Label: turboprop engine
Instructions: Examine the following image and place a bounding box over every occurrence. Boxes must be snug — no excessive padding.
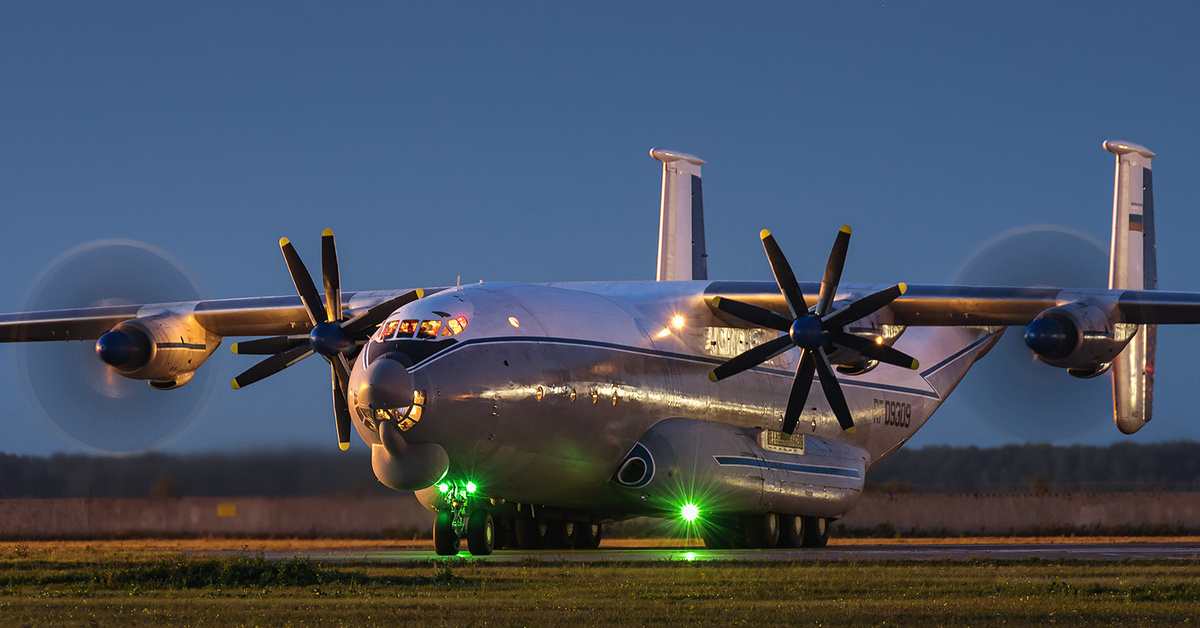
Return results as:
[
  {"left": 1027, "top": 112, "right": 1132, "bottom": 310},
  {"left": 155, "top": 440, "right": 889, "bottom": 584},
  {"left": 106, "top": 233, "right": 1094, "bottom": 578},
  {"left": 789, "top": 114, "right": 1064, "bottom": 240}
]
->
[
  {"left": 95, "top": 314, "right": 221, "bottom": 389},
  {"left": 1022, "top": 302, "right": 1137, "bottom": 378}
]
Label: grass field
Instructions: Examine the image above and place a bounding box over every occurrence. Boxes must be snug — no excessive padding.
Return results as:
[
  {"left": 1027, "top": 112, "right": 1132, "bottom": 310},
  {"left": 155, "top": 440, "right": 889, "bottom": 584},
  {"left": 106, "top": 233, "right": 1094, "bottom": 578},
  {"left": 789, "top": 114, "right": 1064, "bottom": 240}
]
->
[{"left": 2, "top": 541, "right": 1200, "bottom": 626}]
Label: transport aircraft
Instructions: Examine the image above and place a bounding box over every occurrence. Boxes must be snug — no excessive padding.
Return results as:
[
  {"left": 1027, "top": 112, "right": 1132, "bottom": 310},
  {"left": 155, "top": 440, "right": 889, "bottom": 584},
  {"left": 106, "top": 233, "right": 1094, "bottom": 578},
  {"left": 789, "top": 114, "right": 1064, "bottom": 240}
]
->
[{"left": 0, "top": 140, "right": 1186, "bottom": 555}]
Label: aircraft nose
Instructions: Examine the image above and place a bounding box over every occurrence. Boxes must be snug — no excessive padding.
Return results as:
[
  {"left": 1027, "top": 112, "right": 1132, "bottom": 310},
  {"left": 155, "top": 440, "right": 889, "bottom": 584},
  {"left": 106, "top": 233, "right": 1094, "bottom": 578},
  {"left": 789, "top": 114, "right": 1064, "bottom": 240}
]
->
[{"left": 356, "top": 353, "right": 415, "bottom": 410}]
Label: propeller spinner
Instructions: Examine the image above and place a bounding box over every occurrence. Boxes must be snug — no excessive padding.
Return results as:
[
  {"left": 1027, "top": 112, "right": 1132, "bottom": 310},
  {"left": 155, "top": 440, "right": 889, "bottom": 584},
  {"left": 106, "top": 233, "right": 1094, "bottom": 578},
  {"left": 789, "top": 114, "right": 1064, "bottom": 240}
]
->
[
  {"left": 229, "top": 229, "right": 422, "bottom": 450},
  {"left": 708, "top": 227, "right": 919, "bottom": 436}
]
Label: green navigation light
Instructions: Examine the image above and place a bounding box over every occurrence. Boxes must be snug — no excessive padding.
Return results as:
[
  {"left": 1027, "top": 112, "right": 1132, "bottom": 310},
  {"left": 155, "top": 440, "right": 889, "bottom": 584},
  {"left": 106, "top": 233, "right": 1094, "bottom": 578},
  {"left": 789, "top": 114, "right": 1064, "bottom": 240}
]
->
[
  {"left": 465, "top": 481, "right": 478, "bottom": 494},
  {"left": 680, "top": 503, "right": 700, "bottom": 523},
  {"left": 437, "top": 483, "right": 450, "bottom": 493}
]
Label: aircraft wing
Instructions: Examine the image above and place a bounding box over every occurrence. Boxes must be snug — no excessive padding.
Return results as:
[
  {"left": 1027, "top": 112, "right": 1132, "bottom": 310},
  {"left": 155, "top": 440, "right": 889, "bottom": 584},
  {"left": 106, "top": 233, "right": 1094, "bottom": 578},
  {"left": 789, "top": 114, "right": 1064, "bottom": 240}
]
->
[
  {"left": 704, "top": 281, "right": 1200, "bottom": 326},
  {"left": 0, "top": 289, "right": 432, "bottom": 342}
]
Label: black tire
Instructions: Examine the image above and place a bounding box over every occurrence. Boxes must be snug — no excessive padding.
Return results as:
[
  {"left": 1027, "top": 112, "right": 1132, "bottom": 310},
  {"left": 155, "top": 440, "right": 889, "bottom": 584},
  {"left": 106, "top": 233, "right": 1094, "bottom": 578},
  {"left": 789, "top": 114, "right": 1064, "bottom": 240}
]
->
[
  {"left": 544, "top": 520, "right": 570, "bottom": 549},
  {"left": 433, "top": 511, "right": 460, "bottom": 556},
  {"left": 467, "top": 510, "right": 495, "bottom": 556},
  {"left": 492, "top": 517, "right": 512, "bottom": 551},
  {"left": 744, "top": 513, "right": 780, "bottom": 549},
  {"left": 802, "top": 516, "right": 830, "bottom": 548},
  {"left": 568, "top": 522, "right": 602, "bottom": 549},
  {"left": 514, "top": 517, "right": 547, "bottom": 550},
  {"left": 779, "top": 515, "right": 805, "bottom": 548},
  {"left": 700, "top": 517, "right": 739, "bottom": 549}
]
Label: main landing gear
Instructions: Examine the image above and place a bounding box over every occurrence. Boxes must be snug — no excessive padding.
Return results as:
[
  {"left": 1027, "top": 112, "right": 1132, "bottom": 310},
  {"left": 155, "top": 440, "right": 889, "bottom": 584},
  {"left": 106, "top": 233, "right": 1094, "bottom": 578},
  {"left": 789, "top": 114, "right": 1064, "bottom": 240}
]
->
[
  {"left": 700, "top": 513, "right": 832, "bottom": 549},
  {"left": 433, "top": 503, "right": 604, "bottom": 556}
]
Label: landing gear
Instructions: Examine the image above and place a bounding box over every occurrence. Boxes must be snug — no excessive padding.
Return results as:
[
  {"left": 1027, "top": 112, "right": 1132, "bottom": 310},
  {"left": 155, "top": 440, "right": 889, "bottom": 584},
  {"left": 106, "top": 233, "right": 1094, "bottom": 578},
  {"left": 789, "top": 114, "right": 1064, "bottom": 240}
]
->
[
  {"left": 568, "top": 522, "right": 602, "bottom": 549},
  {"left": 744, "top": 513, "right": 780, "bottom": 548},
  {"left": 544, "top": 520, "right": 571, "bottom": 549},
  {"left": 514, "top": 517, "right": 548, "bottom": 549},
  {"left": 433, "top": 510, "right": 460, "bottom": 556},
  {"left": 802, "top": 516, "right": 830, "bottom": 548},
  {"left": 779, "top": 515, "right": 805, "bottom": 548},
  {"left": 466, "top": 510, "right": 494, "bottom": 556}
]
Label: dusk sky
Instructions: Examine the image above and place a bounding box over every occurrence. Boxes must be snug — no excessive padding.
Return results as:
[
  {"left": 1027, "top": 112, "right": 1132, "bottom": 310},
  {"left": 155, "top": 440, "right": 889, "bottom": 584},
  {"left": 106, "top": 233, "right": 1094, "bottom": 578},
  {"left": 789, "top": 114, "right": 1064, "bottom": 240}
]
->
[{"left": 3, "top": 2, "right": 1200, "bottom": 455}]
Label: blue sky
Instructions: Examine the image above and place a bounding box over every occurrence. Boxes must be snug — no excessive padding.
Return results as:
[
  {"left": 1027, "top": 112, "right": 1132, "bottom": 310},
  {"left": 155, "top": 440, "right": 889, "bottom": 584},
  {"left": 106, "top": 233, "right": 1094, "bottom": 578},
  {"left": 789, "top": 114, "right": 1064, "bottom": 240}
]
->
[{"left": 3, "top": 2, "right": 1200, "bottom": 455}]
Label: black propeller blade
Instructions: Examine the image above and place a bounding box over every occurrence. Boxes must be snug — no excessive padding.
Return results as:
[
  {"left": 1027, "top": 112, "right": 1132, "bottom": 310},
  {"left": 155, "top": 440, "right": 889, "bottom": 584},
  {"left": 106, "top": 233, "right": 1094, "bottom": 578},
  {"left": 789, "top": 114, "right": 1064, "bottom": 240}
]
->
[
  {"left": 230, "top": 229, "right": 423, "bottom": 450},
  {"left": 709, "top": 227, "right": 920, "bottom": 437}
]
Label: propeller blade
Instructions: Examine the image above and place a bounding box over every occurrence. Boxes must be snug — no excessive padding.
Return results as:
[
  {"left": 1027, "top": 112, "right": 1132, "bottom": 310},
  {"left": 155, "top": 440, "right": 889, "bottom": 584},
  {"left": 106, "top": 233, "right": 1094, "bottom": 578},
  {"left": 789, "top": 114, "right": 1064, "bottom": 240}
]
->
[
  {"left": 760, "top": 230, "right": 810, "bottom": 318},
  {"left": 331, "top": 352, "right": 352, "bottom": 392},
  {"left": 321, "top": 228, "right": 342, "bottom": 323},
  {"left": 230, "top": 344, "right": 314, "bottom": 389},
  {"left": 230, "top": 335, "right": 308, "bottom": 356},
  {"left": 781, "top": 349, "right": 817, "bottom": 435},
  {"left": 816, "top": 225, "right": 851, "bottom": 316},
  {"left": 833, "top": 333, "right": 920, "bottom": 370},
  {"left": 710, "top": 296, "right": 791, "bottom": 332},
  {"left": 822, "top": 283, "right": 907, "bottom": 330},
  {"left": 708, "top": 335, "right": 794, "bottom": 382},
  {"left": 341, "top": 289, "right": 424, "bottom": 338},
  {"left": 332, "top": 363, "right": 352, "bottom": 451},
  {"left": 280, "top": 237, "right": 327, "bottom": 327},
  {"left": 813, "top": 348, "right": 855, "bottom": 434}
]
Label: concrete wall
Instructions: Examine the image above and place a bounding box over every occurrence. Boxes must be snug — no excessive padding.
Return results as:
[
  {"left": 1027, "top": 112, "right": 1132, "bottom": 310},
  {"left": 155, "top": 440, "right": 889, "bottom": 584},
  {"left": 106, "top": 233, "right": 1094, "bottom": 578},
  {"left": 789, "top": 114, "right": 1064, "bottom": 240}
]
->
[
  {"left": 3, "top": 493, "right": 1199, "bottom": 538},
  {"left": 837, "top": 492, "right": 1200, "bottom": 535},
  {"left": 0, "top": 495, "right": 434, "bottom": 539}
]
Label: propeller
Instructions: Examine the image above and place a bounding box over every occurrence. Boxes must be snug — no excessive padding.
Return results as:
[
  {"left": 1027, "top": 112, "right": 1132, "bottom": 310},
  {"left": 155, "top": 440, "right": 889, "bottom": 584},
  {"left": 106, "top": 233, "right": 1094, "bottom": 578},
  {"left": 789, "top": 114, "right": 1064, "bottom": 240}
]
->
[
  {"left": 708, "top": 227, "right": 919, "bottom": 436},
  {"left": 229, "top": 229, "right": 422, "bottom": 450},
  {"left": 20, "top": 240, "right": 215, "bottom": 454}
]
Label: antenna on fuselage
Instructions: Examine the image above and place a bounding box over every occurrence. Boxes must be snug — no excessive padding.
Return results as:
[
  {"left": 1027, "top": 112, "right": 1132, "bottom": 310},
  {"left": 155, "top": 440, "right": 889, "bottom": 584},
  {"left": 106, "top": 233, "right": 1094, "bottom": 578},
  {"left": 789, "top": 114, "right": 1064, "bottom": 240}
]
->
[{"left": 651, "top": 148, "right": 707, "bottom": 281}]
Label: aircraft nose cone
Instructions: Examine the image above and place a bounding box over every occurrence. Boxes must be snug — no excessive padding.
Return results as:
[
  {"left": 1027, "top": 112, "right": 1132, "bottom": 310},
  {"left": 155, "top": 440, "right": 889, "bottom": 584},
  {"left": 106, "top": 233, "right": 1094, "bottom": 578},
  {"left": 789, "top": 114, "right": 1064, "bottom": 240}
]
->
[{"left": 356, "top": 353, "right": 415, "bottom": 410}]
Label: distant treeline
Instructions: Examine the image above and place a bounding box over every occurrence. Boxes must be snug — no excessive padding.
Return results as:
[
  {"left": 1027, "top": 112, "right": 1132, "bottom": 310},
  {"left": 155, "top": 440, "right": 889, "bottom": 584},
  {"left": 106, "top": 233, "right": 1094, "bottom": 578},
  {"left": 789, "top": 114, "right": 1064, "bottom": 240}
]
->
[
  {"left": 867, "top": 441, "right": 1200, "bottom": 494},
  {"left": 0, "top": 450, "right": 392, "bottom": 499},
  {"left": 3, "top": 441, "right": 1200, "bottom": 498}
]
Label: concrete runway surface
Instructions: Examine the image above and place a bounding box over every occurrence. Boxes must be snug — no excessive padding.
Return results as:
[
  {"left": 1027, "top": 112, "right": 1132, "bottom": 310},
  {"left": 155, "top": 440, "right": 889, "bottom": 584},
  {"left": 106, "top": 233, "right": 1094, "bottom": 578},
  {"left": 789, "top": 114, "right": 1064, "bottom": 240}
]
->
[{"left": 254, "top": 542, "right": 1200, "bottom": 562}]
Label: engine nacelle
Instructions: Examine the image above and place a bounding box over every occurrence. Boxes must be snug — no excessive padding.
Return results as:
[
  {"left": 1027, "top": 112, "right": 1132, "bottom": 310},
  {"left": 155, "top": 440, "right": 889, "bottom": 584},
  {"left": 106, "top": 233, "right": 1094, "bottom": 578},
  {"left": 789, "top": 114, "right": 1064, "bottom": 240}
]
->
[
  {"left": 95, "top": 315, "right": 221, "bottom": 389},
  {"left": 1023, "top": 302, "right": 1137, "bottom": 374}
]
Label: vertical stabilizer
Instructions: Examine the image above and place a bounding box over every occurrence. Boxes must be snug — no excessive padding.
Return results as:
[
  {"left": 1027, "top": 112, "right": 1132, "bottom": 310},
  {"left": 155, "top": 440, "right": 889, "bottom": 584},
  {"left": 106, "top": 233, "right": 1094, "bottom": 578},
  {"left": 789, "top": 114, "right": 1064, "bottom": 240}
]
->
[
  {"left": 1105, "top": 139, "right": 1157, "bottom": 434},
  {"left": 652, "top": 149, "right": 707, "bottom": 281}
]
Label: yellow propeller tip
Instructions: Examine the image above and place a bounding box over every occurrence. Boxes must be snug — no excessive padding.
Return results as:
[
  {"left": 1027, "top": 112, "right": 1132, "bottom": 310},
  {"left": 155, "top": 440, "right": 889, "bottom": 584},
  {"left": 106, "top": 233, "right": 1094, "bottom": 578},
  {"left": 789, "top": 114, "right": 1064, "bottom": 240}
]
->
[
  {"left": 279, "top": 237, "right": 290, "bottom": 247},
  {"left": 230, "top": 344, "right": 239, "bottom": 354},
  {"left": 322, "top": 228, "right": 334, "bottom": 237},
  {"left": 910, "top": 359, "right": 920, "bottom": 370},
  {"left": 759, "top": 229, "right": 772, "bottom": 240},
  {"left": 711, "top": 296, "right": 722, "bottom": 308},
  {"left": 844, "top": 426, "right": 856, "bottom": 435},
  {"left": 708, "top": 371, "right": 719, "bottom": 382},
  {"left": 898, "top": 282, "right": 907, "bottom": 294},
  {"left": 338, "top": 442, "right": 350, "bottom": 451},
  {"left": 230, "top": 380, "right": 241, "bottom": 390},
  {"left": 415, "top": 288, "right": 425, "bottom": 298},
  {"left": 839, "top": 225, "right": 852, "bottom": 234}
]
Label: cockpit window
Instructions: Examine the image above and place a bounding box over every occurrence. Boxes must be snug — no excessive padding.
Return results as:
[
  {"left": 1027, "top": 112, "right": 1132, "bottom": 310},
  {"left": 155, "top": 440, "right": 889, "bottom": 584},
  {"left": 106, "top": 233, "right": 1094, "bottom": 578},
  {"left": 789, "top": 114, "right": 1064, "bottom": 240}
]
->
[
  {"left": 397, "top": 319, "right": 418, "bottom": 338},
  {"left": 379, "top": 320, "right": 400, "bottom": 340},
  {"left": 417, "top": 319, "right": 442, "bottom": 339},
  {"left": 446, "top": 316, "right": 468, "bottom": 335}
]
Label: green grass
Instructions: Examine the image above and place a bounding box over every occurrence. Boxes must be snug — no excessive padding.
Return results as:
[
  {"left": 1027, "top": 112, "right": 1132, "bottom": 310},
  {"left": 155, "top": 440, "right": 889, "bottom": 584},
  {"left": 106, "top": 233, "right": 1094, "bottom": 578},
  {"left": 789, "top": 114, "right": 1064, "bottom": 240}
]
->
[{"left": 2, "top": 547, "right": 1200, "bottom": 626}]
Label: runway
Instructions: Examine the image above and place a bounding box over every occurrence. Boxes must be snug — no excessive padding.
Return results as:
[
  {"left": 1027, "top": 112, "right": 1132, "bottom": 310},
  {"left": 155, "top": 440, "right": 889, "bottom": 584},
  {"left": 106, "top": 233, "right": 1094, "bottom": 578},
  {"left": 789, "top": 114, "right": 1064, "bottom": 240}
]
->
[{"left": 261, "top": 541, "right": 1200, "bottom": 562}]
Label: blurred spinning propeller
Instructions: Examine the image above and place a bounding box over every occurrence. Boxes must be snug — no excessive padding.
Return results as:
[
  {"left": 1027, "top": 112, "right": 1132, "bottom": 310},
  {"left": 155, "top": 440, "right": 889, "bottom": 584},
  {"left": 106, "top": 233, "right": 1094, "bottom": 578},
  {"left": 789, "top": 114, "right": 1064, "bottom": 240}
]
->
[{"left": 20, "top": 240, "right": 214, "bottom": 454}]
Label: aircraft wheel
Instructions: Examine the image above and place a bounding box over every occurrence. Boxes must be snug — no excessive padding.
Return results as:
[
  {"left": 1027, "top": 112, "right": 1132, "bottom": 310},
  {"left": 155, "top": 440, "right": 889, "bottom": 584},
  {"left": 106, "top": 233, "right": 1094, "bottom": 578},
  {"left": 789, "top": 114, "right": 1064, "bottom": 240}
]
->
[
  {"left": 700, "top": 517, "right": 738, "bottom": 549},
  {"left": 433, "top": 511, "right": 460, "bottom": 556},
  {"left": 466, "top": 510, "right": 494, "bottom": 556},
  {"left": 568, "top": 522, "right": 602, "bottom": 549},
  {"left": 802, "top": 516, "right": 830, "bottom": 548},
  {"left": 514, "top": 517, "right": 547, "bottom": 550},
  {"left": 545, "top": 520, "right": 571, "bottom": 549},
  {"left": 779, "top": 515, "right": 805, "bottom": 548},
  {"left": 492, "top": 517, "right": 512, "bottom": 551},
  {"left": 744, "top": 513, "right": 780, "bottom": 549}
]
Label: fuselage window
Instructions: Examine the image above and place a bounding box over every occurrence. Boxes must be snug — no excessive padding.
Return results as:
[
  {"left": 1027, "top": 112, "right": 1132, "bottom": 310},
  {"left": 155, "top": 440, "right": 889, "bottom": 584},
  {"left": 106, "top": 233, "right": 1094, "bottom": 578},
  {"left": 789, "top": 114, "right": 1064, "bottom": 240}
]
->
[{"left": 446, "top": 315, "right": 469, "bottom": 335}]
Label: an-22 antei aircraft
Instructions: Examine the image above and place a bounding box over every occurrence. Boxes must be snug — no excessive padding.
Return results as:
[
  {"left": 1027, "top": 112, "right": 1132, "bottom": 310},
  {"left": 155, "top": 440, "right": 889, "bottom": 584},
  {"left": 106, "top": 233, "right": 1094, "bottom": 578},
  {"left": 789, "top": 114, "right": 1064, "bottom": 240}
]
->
[{"left": 0, "top": 140, "right": 1188, "bottom": 555}]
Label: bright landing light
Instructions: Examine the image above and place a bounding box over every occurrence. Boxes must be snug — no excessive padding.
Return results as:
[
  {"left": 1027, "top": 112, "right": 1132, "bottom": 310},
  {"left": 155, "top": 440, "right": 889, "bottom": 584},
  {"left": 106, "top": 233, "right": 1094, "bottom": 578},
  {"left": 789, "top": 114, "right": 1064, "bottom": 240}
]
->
[
  {"left": 671, "top": 315, "right": 685, "bottom": 330},
  {"left": 680, "top": 503, "right": 701, "bottom": 523}
]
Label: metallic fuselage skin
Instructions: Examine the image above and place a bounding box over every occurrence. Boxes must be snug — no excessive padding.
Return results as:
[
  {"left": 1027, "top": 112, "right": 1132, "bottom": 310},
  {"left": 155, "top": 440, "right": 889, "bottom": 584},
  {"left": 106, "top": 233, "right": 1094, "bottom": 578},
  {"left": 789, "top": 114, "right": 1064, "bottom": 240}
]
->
[{"left": 349, "top": 280, "right": 1000, "bottom": 519}]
